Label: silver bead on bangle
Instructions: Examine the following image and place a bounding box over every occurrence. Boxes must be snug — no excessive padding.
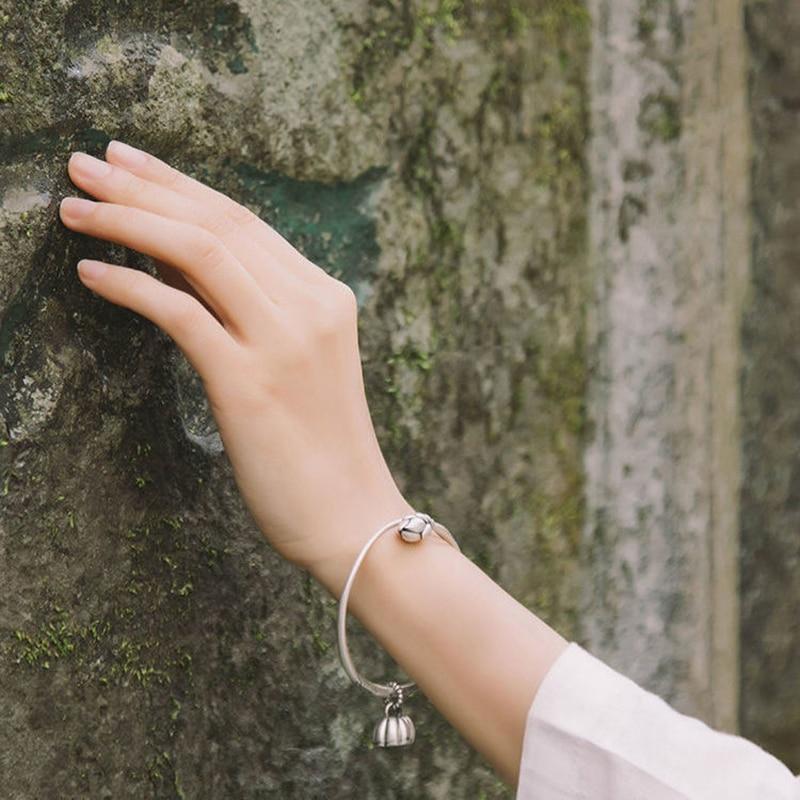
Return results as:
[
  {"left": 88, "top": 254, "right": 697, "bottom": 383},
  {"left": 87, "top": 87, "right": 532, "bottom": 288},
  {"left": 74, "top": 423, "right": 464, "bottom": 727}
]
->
[{"left": 336, "top": 510, "right": 461, "bottom": 748}]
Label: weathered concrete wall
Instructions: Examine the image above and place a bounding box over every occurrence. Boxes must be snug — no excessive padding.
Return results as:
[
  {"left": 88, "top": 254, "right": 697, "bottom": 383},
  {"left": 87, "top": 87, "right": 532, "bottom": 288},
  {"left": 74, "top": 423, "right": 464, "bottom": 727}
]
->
[
  {"left": 1, "top": 0, "right": 798, "bottom": 796},
  {"left": 0, "top": 1, "right": 590, "bottom": 797},
  {"left": 582, "top": 0, "right": 799, "bottom": 772},
  {"left": 740, "top": 0, "right": 800, "bottom": 771},
  {"left": 582, "top": 0, "right": 751, "bottom": 731}
]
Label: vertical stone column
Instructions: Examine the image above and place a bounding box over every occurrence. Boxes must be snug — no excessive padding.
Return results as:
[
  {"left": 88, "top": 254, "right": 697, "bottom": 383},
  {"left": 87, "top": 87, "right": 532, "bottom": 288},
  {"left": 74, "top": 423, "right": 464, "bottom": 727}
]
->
[
  {"left": 582, "top": 0, "right": 751, "bottom": 730},
  {"left": 740, "top": 0, "right": 800, "bottom": 770}
]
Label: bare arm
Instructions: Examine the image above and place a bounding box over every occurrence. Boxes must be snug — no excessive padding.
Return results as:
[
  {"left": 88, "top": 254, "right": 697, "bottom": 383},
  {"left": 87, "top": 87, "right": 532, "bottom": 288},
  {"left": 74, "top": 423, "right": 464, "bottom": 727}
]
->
[
  {"left": 312, "top": 509, "right": 568, "bottom": 787},
  {"left": 59, "top": 141, "right": 567, "bottom": 790}
]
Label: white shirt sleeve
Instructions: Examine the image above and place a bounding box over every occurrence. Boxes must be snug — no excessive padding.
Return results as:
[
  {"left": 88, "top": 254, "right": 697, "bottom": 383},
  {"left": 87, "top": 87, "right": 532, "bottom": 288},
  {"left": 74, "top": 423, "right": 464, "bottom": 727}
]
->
[{"left": 515, "top": 642, "right": 800, "bottom": 800}]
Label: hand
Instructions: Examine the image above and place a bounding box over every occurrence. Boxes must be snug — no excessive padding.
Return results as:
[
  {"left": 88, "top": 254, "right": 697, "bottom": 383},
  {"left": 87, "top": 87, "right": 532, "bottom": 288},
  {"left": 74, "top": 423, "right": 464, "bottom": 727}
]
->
[{"left": 59, "top": 141, "right": 414, "bottom": 592}]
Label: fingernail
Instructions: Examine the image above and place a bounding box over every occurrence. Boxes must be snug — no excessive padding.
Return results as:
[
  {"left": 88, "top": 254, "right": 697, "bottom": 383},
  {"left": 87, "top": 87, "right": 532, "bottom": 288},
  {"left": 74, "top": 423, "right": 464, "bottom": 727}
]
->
[
  {"left": 70, "top": 151, "right": 112, "bottom": 179},
  {"left": 77, "top": 259, "right": 107, "bottom": 281},
  {"left": 60, "top": 197, "right": 95, "bottom": 220},
  {"left": 107, "top": 140, "right": 146, "bottom": 168}
]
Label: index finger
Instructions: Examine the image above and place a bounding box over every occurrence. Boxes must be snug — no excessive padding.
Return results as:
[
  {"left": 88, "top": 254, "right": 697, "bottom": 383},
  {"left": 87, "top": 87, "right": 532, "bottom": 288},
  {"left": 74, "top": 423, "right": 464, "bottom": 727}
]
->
[
  {"left": 104, "top": 140, "right": 326, "bottom": 285},
  {"left": 59, "top": 197, "right": 274, "bottom": 342}
]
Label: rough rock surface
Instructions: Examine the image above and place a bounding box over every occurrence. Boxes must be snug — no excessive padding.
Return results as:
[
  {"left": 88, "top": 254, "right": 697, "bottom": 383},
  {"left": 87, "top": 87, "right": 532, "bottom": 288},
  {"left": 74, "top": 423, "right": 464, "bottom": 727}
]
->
[
  {"left": 582, "top": 0, "right": 751, "bottom": 732},
  {"left": 0, "top": 1, "right": 589, "bottom": 797},
  {"left": 1, "top": 0, "right": 797, "bottom": 796},
  {"left": 583, "top": 0, "right": 798, "bottom": 772},
  {"left": 740, "top": 0, "right": 800, "bottom": 771}
]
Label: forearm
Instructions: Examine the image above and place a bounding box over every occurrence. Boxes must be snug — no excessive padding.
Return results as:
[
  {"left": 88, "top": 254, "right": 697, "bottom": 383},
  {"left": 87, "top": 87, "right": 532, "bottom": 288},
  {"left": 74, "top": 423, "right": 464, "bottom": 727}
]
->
[
  {"left": 310, "top": 500, "right": 569, "bottom": 788},
  {"left": 59, "top": 143, "right": 567, "bottom": 786}
]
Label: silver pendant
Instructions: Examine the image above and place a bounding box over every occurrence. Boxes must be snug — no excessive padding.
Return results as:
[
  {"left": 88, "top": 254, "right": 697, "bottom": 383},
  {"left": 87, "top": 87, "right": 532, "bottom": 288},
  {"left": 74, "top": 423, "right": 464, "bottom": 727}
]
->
[
  {"left": 373, "top": 682, "right": 415, "bottom": 747},
  {"left": 337, "top": 512, "right": 461, "bottom": 749}
]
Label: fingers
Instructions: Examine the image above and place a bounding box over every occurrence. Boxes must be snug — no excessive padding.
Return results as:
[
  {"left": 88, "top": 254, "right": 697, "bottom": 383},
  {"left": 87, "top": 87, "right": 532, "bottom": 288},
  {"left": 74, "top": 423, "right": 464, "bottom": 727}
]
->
[
  {"left": 105, "top": 140, "right": 235, "bottom": 212},
  {"left": 75, "top": 258, "right": 238, "bottom": 382},
  {"left": 59, "top": 197, "right": 273, "bottom": 342},
  {"left": 67, "top": 151, "right": 310, "bottom": 297},
  {"left": 152, "top": 255, "right": 223, "bottom": 324},
  {"left": 102, "top": 141, "right": 327, "bottom": 286}
]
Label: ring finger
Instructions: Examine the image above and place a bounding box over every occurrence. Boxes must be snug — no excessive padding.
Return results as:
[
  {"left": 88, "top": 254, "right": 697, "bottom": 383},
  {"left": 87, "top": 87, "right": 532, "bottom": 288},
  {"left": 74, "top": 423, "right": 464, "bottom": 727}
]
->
[
  {"left": 67, "top": 151, "right": 313, "bottom": 300},
  {"left": 59, "top": 197, "right": 273, "bottom": 342}
]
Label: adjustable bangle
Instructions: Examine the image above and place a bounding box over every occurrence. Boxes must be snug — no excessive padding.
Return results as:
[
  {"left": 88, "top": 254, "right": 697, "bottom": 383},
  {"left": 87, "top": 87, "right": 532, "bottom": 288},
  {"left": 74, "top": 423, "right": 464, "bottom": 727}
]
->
[{"left": 336, "top": 510, "right": 461, "bottom": 748}]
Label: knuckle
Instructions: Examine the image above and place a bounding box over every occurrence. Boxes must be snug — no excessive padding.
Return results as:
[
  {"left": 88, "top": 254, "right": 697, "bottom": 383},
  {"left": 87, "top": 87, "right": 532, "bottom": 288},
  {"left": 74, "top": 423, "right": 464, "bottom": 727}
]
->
[
  {"left": 170, "top": 296, "right": 206, "bottom": 336},
  {"left": 115, "top": 167, "right": 140, "bottom": 199},
  {"left": 268, "top": 324, "right": 313, "bottom": 379},
  {"left": 193, "top": 230, "right": 227, "bottom": 269},
  {"left": 203, "top": 209, "right": 234, "bottom": 238},
  {"left": 206, "top": 200, "right": 260, "bottom": 238},
  {"left": 312, "top": 281, "right": 358, "bottom": 338},
  {"left": 90, "top": 201, "right": 113, "bottom": 226},
  {"left": 161, "top": 164, "right": 184, "bottom": 191},
  {"left": 225, "top": 199, "right": 260, "bottom": 229},
  {"left": 335, "top": 280, "right": 359, "bottom": 312},
  {"left": 119, "top": 268, "right": 144, "bottom": 299}
]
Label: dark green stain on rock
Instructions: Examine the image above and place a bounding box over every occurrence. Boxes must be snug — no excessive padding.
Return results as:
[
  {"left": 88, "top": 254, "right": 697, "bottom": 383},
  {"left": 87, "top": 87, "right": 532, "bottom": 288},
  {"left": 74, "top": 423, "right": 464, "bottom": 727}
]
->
[{"left": 229, "top": 162, "right": 386, "bottom": 300}]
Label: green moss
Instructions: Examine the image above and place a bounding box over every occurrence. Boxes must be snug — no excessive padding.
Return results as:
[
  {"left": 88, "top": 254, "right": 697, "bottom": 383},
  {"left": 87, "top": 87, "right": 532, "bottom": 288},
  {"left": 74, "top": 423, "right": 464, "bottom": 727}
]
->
[
  {"left": 489, "top": 0, "right": 591, "bottom": 57},
  {"left": 11, "top": 504, "right": 219, "bottom": 702},
  {"left": 534, "top": 346, "right": 587, "bottom": 438},
  {"left": 503, "top": 333, "right": 587, "bottom": 637},
  {"left": 532, "top": 1, "right": 591, "bottom": 42},
  {"left": 399, "top": 119, "right": 466, "bottom": 297},
  {"left": 10, "top": 602, "right": 192, "bottom": 688},
  {"left": 345, "top": 0, "right": 467, "bottom": 109},
  {"left": 230, "top": 161, "right": 384, "bottom": 290},
  {"left": 637, "top": 14, "right": 656, "bottom": 40},
  {"left": 618, "top": 193, "right": 647, "bottom": 242},
  {"left": 506, "top": 5, "right": 530, "bottom": 35},
  {"left": 476, "top": 778, "right": 513, "bottom": 800},
  {"left": 524, "top": 487, "right": 583, "bottom": 632},
  {"left": 12, "top": 609, "right": 109, "bottom": 669},
  {"left": 298, "top": 574, "right": 339, "bottom": 660},
  {"left": 380, "top": 339, "right": 439, "bottom": 452},
  {"left": 129, "top": 440, "right": 154, "bottom": 490},
  {"left": 638, "top": 91, "right": 682, "bottom": 142},
  {"left": 350, "top": 87, "right": 365, "bottom": 108},
  {"left": 387, "top": 342, "right": 434, "bottom": 376},
  {"left": 534, "top": 92, "right": 587, "bottom": 185},
  {"left": 342, "top": 5, "right": 413, "bottom": 109},
  {"left": 415, "top": 0, "right": 465, "bottom": 42}
]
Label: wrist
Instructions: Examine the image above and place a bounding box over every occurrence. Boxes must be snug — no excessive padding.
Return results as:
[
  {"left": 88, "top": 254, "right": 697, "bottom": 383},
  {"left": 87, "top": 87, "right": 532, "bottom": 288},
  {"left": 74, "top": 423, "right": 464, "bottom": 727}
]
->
[{"left": 304, "top": 492, "right": 418, "bottom": 600}]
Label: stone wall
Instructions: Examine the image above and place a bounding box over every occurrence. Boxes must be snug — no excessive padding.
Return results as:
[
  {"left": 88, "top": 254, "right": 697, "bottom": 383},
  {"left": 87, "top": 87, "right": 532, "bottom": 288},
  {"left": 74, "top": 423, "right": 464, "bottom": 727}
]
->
[
  {"left": 740, "top": 0, "right": 800, "bottom": 770},
  {"left": 582, "top": 0, "right": 799, "bottom": 771},
  {"left": 582, "top": 0, "right": 751, "bottom": 731},
  {"left": 0, "top": 0, "right": 796, "bottom": 797},
  {"left": 0, "top": 2, "right": 589, "bottom": 797}
]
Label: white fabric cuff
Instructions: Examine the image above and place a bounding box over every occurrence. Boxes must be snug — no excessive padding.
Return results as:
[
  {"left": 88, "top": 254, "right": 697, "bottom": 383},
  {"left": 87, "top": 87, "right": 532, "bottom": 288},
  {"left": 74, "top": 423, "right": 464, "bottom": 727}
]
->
[{"left": 515, "top": 642, "right": 800, "bottom": 800}]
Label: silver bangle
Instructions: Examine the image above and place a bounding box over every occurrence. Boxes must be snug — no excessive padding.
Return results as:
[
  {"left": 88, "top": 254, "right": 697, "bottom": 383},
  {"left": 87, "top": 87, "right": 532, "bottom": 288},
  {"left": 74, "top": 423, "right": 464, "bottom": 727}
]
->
[{"left": 336, "top": 510, "right": 460, "bottom": 748}]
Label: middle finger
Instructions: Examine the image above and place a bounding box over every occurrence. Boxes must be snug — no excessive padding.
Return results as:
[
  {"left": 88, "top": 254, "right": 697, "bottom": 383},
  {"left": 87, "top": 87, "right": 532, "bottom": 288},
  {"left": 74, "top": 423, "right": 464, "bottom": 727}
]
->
[
  {"left": 67, "top": 151, "right": 318, "bottom": 299},
  {"left": 59, "top": 197, "right": 273, "bottom": 342}
]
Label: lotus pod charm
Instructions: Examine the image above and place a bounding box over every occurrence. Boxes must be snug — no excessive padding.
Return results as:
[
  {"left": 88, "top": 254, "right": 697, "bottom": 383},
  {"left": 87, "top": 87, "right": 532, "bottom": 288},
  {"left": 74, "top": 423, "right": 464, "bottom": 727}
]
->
[
  {"left": 398, "top": 512, "right": 433, "bottom": 543},
  {"left": 337, "top": 512, "right": 460, "bottom": 750},
  {"left": 373, "top": 682, "right": 416, "bottom": 747}
]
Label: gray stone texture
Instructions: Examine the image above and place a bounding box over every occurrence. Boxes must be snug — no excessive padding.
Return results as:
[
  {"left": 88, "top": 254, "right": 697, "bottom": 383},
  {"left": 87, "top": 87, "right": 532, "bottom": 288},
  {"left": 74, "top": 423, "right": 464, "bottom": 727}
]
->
[
  {"left": 0, "top": 1, "right": 588, "bottom": 797},
  {"left": 740, "top": 0, "right": 800, "bottom": 771},
  {"left": 0, "top": 0, "right": 797, "bottom": 798},
  {"left": 584, "top": 0, "right": 799, "bottom": 773},
  {"left": 582, "top": 0, "right": 750, "bottom": 733}
]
